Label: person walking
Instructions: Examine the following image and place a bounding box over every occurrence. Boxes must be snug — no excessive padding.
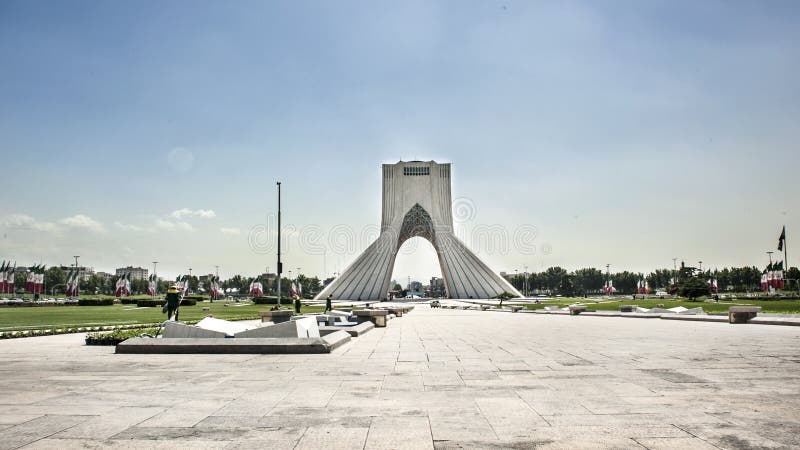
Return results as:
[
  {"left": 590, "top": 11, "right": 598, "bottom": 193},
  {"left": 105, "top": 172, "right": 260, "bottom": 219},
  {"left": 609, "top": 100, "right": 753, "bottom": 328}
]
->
[
  {"left": 294, "top": 295, "right": 301, "bottom": 314},
  {"left": 325, "top": 294, "right": 332, "bottom": 312},
  {"left": 163, "top": 285, "right": 181, "bottom": 321}
]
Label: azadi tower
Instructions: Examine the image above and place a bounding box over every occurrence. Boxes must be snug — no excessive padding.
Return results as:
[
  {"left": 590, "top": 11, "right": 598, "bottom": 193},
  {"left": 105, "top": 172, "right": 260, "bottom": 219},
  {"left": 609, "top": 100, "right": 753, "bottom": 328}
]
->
[{"left": 315, "top": 161, "right": 522, "bottom": 300}]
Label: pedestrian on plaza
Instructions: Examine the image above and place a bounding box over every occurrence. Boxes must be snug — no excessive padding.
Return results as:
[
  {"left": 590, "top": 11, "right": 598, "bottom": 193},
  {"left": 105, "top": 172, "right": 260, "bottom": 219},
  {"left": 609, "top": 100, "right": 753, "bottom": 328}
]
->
[
  {"left": 294, "top": 295, "right": 301, "bottom": 314},
  {"left": 163, "top": 285, "right": 181, "bottom": 321},
  {"left": 325, "top": 294, "right": 332, "bottom": 312}
]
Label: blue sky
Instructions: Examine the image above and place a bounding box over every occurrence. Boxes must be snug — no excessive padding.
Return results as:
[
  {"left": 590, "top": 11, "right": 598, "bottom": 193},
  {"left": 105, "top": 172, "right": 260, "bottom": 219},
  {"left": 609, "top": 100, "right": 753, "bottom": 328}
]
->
[{"left": 1, "top": 0, "right": 798, "bottom": 280}]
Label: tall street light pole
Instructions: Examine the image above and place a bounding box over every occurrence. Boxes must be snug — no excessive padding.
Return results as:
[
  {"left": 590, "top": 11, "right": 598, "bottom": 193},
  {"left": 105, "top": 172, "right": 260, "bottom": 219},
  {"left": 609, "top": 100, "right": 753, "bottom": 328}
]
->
[
  {"left": 152, "top": 261, "right": 158, "bottom": 300},
  {"left": 276, "top": 181, "right": 282, "bottom": 307},
  {"left": 523, "top": 264, "right": 528, "bottom": 297}
]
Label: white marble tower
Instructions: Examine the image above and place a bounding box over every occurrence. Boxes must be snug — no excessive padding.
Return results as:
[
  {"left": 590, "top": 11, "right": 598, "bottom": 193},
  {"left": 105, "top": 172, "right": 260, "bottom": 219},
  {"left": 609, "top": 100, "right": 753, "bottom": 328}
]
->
[{"left": 315, "top": 161, "right": 522, "bottom": 300}]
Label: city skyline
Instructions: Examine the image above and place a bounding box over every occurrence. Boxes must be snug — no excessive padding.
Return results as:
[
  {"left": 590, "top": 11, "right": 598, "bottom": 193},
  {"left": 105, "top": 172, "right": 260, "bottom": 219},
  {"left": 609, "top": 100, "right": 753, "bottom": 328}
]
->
[{"left": 1, "top": 1, "right": 798, "bottom": 280}]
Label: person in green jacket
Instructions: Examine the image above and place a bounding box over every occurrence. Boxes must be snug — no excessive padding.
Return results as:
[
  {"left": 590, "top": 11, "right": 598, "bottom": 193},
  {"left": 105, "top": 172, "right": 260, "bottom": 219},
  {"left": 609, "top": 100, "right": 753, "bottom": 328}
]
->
[
  {"left": 164, "top": 285, "right": 181, "bottom": 321},
  {"left": 294, "top": 295, "right": 301, "bottom": 314}
]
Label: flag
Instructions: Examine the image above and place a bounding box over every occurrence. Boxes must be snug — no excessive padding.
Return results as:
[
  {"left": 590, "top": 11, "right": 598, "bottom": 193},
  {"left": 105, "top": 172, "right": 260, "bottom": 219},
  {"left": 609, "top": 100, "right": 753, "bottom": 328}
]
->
[
  {"left": 778, "top": 226, "right": 786, "bottom": 251},
  {"left": 6, "top": 262, "right": 15, "bottom": 294},
  {"left": 0, "top": 261, "right": 6, "bottom": 294},
  {"left": 26, "top": 269, "right": 35, "bottom": 293},
  {"left": 761, "top": 273, "right": 768, "bottom": 291}
]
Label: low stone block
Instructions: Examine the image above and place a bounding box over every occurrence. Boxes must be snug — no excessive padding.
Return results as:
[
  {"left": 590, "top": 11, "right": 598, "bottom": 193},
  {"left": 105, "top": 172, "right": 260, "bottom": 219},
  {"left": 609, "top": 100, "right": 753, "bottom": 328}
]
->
[
  {"left": 729, "top": 306, "right": 762, "bottom": 324},
  {"left": 258, "top": 310, "right": 293, "bottom": 323},
  {"left": 195, "top": 317, "right": 256, "bottom": 336},
  {"left": 568, "top": 305, "right": 587, "bottom": 315},
  {"left": 163, "top": 321, "right": 227, "bottom": 339},
  {"left": 354, "top": 309, "right": 388, "bottom": 327},
  {"left": 235, "top": 317, "right": 320, "bottom": 338},
  {"left": 619, "top": 305, "right": 635, "bottom": 313},
  {"left": 320, "top": 321, "right": 374, "bottom": 337}
]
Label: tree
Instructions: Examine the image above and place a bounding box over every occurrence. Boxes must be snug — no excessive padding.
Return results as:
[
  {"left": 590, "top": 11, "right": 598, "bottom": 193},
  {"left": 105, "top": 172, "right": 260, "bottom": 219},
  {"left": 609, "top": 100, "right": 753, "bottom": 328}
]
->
[
  {"left": 647, "top": 269, "right": 675, "bottom": 291},
  {"left": 44, "top": 267, "right": 66, "bottom": 294},
  {"left": 392, "top": 283, "right": 402, "bottom": 291},
  {"left": 611, "top": 271, "right": 639, "bottom": 295},
  {"left": 572, "top": 268, "right": 604, "bottom": 295},
  {"left": 679, "top": 276, "right": 710, "bottom": 301},
  {"left": 787, "top": 267, "right": 800, "bottom": 292}
]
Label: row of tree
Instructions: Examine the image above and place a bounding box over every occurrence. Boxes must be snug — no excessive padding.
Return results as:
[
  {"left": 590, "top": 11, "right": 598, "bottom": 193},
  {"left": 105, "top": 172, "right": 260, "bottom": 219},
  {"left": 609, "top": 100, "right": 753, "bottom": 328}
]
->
[{"left": 506, "top": 265, "right": 800, "bottom": 296}]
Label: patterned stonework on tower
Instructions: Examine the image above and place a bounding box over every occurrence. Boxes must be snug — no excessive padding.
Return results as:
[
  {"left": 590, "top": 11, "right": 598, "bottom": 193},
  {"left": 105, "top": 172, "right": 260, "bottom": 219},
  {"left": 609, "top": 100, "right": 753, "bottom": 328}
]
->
[{"left": 315, "top": 161, "right": 522, "bottom": 300}]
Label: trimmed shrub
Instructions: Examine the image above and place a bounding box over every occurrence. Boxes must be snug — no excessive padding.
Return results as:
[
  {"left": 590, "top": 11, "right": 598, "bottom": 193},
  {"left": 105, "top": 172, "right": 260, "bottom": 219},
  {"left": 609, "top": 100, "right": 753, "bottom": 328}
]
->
[
  {"left": 120, "top": 298, "right": 138, "bottom": 304},
  {"left": 78, "top": 298, "right": 114, "bottom": 306},
  {"left": 136, "top": 298, "right": 164, "bottom": 307},
  {"left": 253, "top": 296, "right": 279, "bottom": 305},
  {"left": 85, "top": 327, "right": 158, "bottom": 346},
  {"left": 136, "top": 297, "right": 196, "bottom": 307},
  {"left": 183, "top": 295, "right": 207, "bottom": 302}
]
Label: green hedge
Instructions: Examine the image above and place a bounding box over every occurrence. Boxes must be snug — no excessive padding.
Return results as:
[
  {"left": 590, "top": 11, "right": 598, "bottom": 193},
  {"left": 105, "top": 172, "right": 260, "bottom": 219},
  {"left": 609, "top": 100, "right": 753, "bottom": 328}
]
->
[
  {"left": 78, "top": 298, "right": 115, "bottom": 306},
  {"left": 120, "top": 298, "right": 138, "bottom": 304},
  {"left": 136, "top": 298, "right": 197, "bottom": 307},
  {"left": 253, "top": 296, "right": 280, "bottom": 305},
  {"left": 183, "top": 295, "right": 207, "bottom": 301},
  {"left": 85, "top": 327, "right": 159, "bottom": 346},
  {"left": 136, "top": 298, "right": 164, "bottom": 307}
]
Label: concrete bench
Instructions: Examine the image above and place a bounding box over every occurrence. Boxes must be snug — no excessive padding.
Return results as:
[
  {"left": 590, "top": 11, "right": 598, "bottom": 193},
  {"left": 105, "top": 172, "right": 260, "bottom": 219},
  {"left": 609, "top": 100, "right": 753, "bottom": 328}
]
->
[
  {"left": 511, "top": 306, "right": 523, "bottom": 313},
  {"left": 569, "top": 305, "right": 587, "bottom": 315},
  {"left": 353, "top": 309, "right": 389, "bottom": 327},
  {"left": 619, "top": 305, "right": 635, "bottom": 313},
  {"left": 728, "top": 306, "right": 762, "bottom": 324},
  {"left": 258, "top": 310, "right": 293, "bottom": 323}
]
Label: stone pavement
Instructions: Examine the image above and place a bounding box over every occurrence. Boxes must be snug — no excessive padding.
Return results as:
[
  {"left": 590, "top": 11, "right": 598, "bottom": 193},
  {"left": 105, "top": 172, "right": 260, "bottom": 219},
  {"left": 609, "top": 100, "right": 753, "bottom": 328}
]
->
[{"left": 1, "top": 306, "right": 799, "bottom": 449}]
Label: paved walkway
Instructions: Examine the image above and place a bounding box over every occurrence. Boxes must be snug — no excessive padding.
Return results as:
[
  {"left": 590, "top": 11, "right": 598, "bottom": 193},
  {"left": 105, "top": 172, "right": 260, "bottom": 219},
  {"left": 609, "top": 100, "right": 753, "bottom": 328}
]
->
[{"left": 1, "top": 306, "right": 799, "bottom": 449}]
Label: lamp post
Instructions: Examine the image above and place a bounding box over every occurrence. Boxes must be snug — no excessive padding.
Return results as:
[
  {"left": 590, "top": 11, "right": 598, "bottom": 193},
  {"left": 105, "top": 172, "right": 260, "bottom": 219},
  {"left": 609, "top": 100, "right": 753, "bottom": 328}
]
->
[
  {"left": 523, "top": 265, "right": 528, "bottom": 297},
  {"left": 296, "top": 267, "right": 301, "bottom": 297},
  {"left": 152, "top": 261, "right": 158, "bottom": 300},
  {"left": 73, "top": 256, "right": 80, "bottom": 297},
  {"left": 276, "top": 181, "right": 282, "bottom": 307}
]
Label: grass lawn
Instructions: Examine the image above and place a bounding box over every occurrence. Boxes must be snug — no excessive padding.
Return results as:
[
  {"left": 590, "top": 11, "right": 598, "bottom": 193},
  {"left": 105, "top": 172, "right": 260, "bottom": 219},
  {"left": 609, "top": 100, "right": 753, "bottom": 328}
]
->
[
  {"left": 521, "top": 297, "right": 800, "bottom": 314},
  {"left": 0, "top": 302, "right": 325, "bottom": 332}
]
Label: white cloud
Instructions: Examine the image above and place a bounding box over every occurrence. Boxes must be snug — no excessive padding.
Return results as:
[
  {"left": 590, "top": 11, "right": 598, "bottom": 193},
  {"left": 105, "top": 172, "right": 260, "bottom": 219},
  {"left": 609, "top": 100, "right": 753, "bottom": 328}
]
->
[
  {"left": 60, "top": 214, "right": 106, "bottom": 233},
  {"left": 114, "top": 221, "right": 145, "bottom": 232},
  {"left": 170, "top": 208, "right": 216, "bottom": 219},
  {"left": 155, "top": 219, "right": 194, "bottom": 232},
  {"left": 167, "top": 147, "right": 194, "bottom": 173},
  {"left": 220, "top": 227, "right": 241, "bottom": 235},
  {"left": 2, "top": 214, "right": 59, "bottom": 232}
]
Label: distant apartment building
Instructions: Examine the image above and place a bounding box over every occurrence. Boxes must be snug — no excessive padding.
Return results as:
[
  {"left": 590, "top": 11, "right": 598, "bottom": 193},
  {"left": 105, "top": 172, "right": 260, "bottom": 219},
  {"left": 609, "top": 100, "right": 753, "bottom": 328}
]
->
[
  {"left": 429, "top": 277, "right": 446, "bottom": 298},
  {"left": 115, "top": 266, "right": 148, "bottom": 280},
  {"left": 58, "top": 266, "right": 95, "bottom": 281}
]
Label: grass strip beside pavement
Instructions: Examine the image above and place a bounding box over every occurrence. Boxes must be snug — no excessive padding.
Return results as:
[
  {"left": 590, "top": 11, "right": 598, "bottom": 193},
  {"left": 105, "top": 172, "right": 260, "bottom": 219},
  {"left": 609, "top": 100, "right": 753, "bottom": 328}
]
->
[
  {"left": 522, "top": 298, "right": 800, "bottom": 314},
  {"left": 0, "top": 302, "right": 326, "bottom": 332}
]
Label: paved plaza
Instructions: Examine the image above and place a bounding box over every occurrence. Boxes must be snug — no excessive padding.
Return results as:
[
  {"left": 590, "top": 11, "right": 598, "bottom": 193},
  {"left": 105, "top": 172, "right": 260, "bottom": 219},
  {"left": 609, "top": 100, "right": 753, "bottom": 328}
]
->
[{"left": 1, "top": 306, "right": 799, "bottom": 449}]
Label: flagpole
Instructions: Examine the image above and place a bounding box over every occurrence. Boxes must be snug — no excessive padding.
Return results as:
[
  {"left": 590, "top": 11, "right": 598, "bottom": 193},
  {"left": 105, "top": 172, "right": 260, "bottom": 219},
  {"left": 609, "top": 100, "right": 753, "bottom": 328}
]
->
[
  {"left": 784, "top": 226, "right": 791, "bottom": 293},
  {"left": 276, "top": 181, "right": 282, "bottom": 308}
]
